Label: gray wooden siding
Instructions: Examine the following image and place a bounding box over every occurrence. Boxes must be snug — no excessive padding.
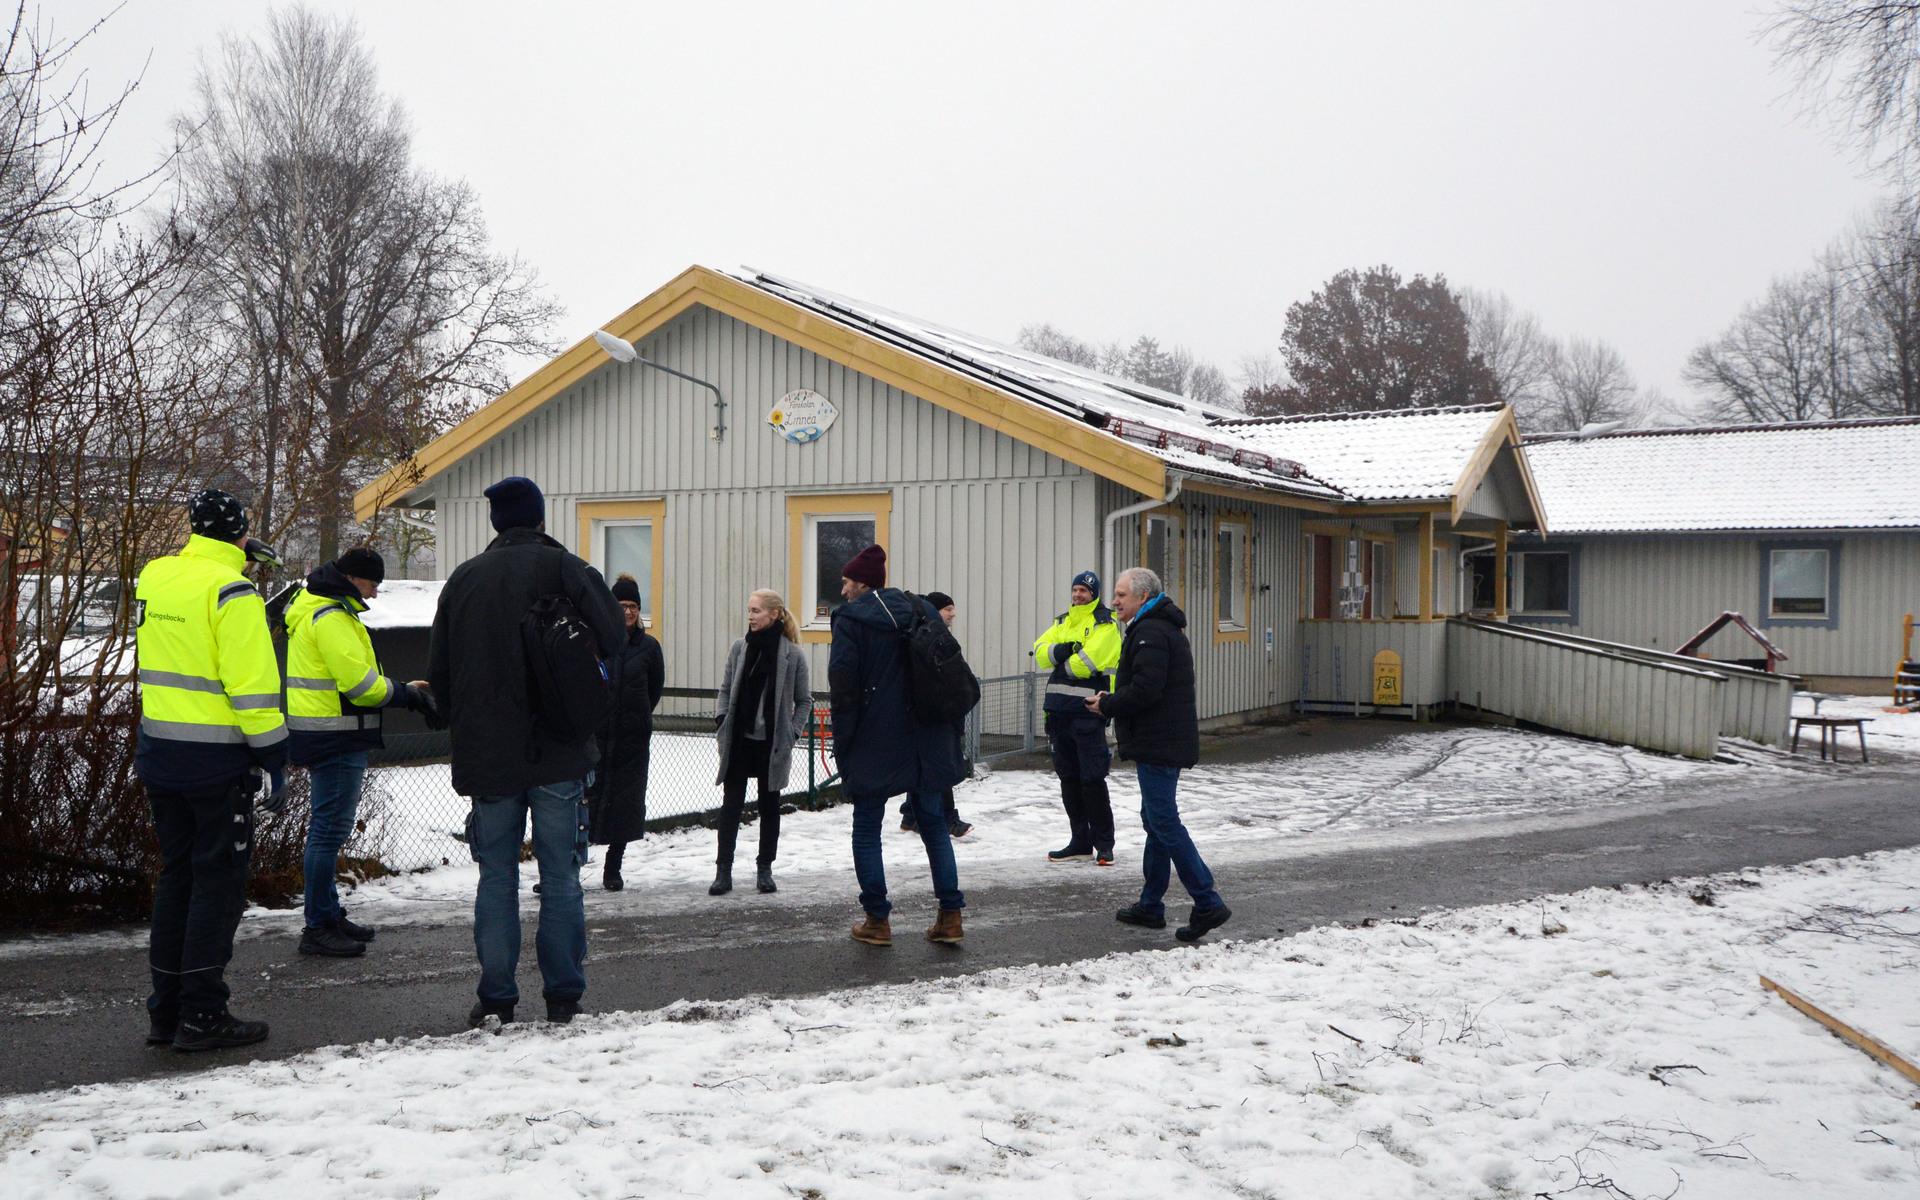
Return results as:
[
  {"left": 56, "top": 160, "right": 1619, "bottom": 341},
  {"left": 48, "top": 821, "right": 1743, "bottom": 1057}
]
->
[
  {"left": 1446, "top": 618, "right": 1724, "bottom": 759},
  {"left": 1511, "top": 532, "right": 1920, "bottom": 680},
  {"left": 433, "top": 304, "right": 1095, "bottom": 690},
  {"left": 1097, "top": 481, "right": 1303, "bottom": 721},
  {"left": 1298, "top": 620, "right": 1448, "bottom": 708}
]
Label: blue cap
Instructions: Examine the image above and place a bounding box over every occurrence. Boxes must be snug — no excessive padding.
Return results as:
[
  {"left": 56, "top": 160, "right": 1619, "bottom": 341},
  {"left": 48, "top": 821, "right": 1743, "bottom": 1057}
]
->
[
  {"left": 484, "top": 476, "right": 544, "bottom": 532},
  {"left": 1071, "top": 570, "right": 1100, "bottom": 596}
]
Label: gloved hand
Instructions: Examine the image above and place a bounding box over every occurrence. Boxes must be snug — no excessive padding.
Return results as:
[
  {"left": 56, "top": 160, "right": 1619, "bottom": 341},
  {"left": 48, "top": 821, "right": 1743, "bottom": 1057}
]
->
[
  {"left": 253, "top": 767, "right": 288, "bottom": 815},
  {"left": 1051, "top": 641, "right": 1082, "bottom": 667},
  {"left": 406, "top": 682, "right": 447, "bottom": 730}
]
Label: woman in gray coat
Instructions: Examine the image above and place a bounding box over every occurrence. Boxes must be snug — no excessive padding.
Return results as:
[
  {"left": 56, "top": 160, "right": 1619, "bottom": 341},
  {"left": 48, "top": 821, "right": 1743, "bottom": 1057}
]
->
[{"left": 711, "top": 589, "right": 811, "bottom": 895}]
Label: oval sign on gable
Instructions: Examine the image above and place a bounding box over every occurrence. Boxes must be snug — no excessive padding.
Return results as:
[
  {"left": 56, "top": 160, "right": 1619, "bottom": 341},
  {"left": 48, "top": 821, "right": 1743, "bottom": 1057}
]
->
[{"left": 768, "top": 389, "right": 838, "bottom": 444}]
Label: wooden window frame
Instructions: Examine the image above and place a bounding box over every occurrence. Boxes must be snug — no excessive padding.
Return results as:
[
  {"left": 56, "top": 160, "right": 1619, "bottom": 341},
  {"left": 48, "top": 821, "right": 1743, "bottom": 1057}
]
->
[
  {"left": 786, "top": 491, "right": 893, "bottom": 645},
  {"left": 1139, "top": 507, "right": 1186, "bottom": 608},
  {"left": 1213, "top": 513, "right": 1252, "bottom": 644},
  {"left": 577, "top": 498, "right": 666, "bottom": 636}
]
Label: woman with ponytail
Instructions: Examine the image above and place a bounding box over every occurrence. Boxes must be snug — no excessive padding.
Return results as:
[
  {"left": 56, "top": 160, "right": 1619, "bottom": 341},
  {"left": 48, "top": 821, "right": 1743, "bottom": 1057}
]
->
[{"left": 710, "top": 589, "right": 809, "bottom": 894}]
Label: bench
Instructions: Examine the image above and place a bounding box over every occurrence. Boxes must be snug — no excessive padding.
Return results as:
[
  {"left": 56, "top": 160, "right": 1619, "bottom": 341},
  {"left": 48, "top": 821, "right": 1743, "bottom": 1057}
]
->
[{"left": 1790, "top": 715, "right": 1872, "bottom": 764}]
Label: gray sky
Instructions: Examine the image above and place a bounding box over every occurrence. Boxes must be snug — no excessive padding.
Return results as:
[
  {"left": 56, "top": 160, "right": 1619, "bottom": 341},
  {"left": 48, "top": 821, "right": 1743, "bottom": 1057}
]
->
[{"left": 67, "top": 0, "right": 1884, "bottom": 410}]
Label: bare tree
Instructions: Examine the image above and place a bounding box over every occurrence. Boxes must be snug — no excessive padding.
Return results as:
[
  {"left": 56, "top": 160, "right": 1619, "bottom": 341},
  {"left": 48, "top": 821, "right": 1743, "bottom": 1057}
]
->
[
  {"left": 1769, "top": 2, "right": 1920, "bottom": 190},
  {"left": 1015, "top": 322, "right": 1099, "bottom": 368},
  {"left": 1538, "top": 337, "right": 1639, "bottom": 431},
  {"left": 1461, "top": 287, "right": 1553, "bottom": 420},
  {"left": 1236, "top": 352, "right": 1284, "bottom": 399},
  {"left": 1683, "top": 267, "right": 1865, "bottom": 422},
  {"left": 1, "top": 2, "right": 234, "bottom": 924},
  {"left": 1187, "top": 361, "right": 1234, "bottom": 407},
  {"left": 1842, "top": 198, "right": 1920, "bottom": 413},
  {"left": 173, "top": 5, "right": 559, "bottom": 564}
]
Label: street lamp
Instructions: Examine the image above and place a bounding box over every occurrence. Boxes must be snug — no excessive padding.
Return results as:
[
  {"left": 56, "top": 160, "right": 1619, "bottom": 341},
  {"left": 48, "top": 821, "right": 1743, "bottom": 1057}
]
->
[{"left": 592, "top": 329, "right": 729, "bottom": 442}]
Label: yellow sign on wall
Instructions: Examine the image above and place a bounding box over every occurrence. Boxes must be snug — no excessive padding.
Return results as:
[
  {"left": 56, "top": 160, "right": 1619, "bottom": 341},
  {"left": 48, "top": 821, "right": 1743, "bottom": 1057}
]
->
[{"left": 1372, "top": 649, "right": 1404, "bottom": 706}]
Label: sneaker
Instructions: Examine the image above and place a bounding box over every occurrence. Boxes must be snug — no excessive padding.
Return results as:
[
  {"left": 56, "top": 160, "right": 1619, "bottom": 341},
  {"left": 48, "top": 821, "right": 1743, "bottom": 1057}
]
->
[
  {"left": 468, "top": 1000, "right": 515, "bottom": 1028},
  {"left": 335, "top": 915, "right": 376, "bottom": 943},
  {"left": 146, "top": 1016, "right": 177, "bottom": 1047},
  {"left": 1047, "top": 846, "right": 1093, "bottom": 862},
  {"left": 299, "top": 924, "right": 367, "bottom": 957},
  {"left": 1175, "top": 904, "right": 1233, "bottom": 943},
  {"left": 948, "top": 821, "right": 974, "bottom": 839},
  {"left": 546, "top": 998, "right": 582, "bottom": 1024},
  {"left": 850, "top": 914, "right": 893, "bottom": 946},
  {"left": 1115, "top": 904, "right": 1167, "bottom": 929},
  {"left": 172, "top": 1011, "right": 269, "bottom": 1053},
  {"left": 1094, "top": 849, "right": 1116, "bottom": 867}
]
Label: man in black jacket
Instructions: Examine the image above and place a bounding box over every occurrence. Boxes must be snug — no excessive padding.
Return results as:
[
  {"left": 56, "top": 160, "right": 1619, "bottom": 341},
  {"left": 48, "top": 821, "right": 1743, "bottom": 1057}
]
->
[
  {"left": 428, "top": 476, "right": 624, "bottom": 1026},
  {"left": 1087, "top": 566, "right": 1231, "bottom": 943}
]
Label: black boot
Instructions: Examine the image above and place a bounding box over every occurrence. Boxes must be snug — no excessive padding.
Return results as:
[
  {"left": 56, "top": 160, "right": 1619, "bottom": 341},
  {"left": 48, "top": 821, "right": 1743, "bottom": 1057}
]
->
[
  {"left": 757, "top": 864, "right": 776, "bottom": 893},
  {"left": 299, "top": 924, "right": 366, "bottom": 957},
  {"left": 335, "top": 914, "right": 376, "bottom": 943},
  {"left": 1048, "top": 778, "right": 1092, "bottom": 861},
  {"left": 172, "top": 1010, "right": 269, "bottom": 1052},
  {"left": 1082, "top": 778, "right": 1116, "bottom": 860},
  {"left": 468, "top": 1000, "right": 514, "bottom": 1028},
  {"left": 709, "top": 864, "right": 733, "bottom": 896},
  {"left": 604, "top": 842, "right": 625, "bottom": 891}
]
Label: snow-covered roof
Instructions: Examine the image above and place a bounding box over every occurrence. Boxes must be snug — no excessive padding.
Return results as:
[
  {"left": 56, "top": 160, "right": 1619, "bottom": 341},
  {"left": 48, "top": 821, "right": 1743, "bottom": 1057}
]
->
[
  {"left": 733, "top": 269, "right": 1346, "bottom": 501},
  {"left": 1212, "top": 405, "right": 1508, "bottom": 503},
  {"left": 1523, "top": 418, "right": 1920, "bottom": 534},
  {"left": 360, "top": 578, "right": 443, "bottom": 629}
]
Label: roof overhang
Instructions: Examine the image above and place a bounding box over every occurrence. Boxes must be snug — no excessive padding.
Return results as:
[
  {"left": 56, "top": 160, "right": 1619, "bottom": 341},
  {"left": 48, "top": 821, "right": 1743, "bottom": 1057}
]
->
[
  {"left": 1451, "top": 407, "right": 1549, "bottom": 534},
  {"left": 355, "top": 266, "right": 1187, "bottom": 522}
]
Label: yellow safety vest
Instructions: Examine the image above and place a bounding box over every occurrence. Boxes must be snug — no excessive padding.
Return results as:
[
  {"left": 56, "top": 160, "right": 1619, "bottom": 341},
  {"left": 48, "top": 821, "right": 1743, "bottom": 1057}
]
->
[
  {"left": 284, "top": 583, "right": 396, "bottom": 763},
  {"left": 133, "top": 533, "right": 288, "bottom": 790},
  {"left": 1031, "top": 599, "right": 1123, "bottom": 710}
]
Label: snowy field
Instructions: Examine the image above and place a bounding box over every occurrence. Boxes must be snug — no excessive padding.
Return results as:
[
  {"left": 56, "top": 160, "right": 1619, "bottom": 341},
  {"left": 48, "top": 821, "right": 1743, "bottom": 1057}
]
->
[
  {"left": 5, "top": 707, "right": 1915, "bottom": 965},
  {"left": 4, "top": 848, "right": 1916, "bottom": 1198}
]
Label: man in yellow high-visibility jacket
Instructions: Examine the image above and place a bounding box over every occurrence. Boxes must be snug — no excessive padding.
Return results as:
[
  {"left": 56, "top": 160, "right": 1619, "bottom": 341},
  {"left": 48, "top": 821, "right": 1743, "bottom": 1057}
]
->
[
  {"left": 284, "top": 547, "right": 434, "bottom": 959},
  {"left": 134, "top": 488, "right": 286, "bottom": 1053},
  {"left": 1030, "top": 569, "right": 1123, "bottom": 865}
]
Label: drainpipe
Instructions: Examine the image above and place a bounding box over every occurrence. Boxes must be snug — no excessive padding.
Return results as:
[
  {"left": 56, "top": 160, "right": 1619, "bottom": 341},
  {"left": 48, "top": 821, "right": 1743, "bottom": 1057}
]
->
[{"left": 1103, "top": 475, "right": 1183, "bottom": 600}]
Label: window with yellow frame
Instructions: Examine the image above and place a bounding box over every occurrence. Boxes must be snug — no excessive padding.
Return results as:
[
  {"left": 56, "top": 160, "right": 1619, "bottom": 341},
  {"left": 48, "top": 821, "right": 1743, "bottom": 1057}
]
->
[
  {"left": 577, "top": 499, "right": 666, "bottom": 634},
  {"left": 1213, "top": 514, "right": 1252, "bottom": 643},
  {"left": 786, "top": 492, "right": 893, "bottom": 644}
]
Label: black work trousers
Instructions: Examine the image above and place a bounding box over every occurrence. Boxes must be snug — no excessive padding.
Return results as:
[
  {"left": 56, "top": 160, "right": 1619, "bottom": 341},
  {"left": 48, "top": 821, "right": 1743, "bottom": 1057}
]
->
[
  {"left": 717, "top": 737, "right": 781, "bottom": 867},
  {"left": 147, "top": 777, "right": 253, "bottom": 1021}
]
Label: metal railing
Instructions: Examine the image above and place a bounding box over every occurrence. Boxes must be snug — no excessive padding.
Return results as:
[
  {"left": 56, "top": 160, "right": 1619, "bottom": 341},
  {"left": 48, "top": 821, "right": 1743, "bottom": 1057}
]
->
[{"left": 965, "top": 672, "right": 1046, "bottom": 765}]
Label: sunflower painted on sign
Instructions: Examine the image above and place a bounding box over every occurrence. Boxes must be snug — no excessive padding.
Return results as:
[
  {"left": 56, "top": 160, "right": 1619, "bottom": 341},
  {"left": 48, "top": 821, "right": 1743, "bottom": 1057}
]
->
[{"left": 767, "top": 388, "right": 838, "bottom": 444}]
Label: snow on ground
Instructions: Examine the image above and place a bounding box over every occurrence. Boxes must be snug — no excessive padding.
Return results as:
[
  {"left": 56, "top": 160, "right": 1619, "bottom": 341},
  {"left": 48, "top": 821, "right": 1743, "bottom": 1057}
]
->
[
  {"left": 4, "top": 849, "right": 1917, "bottom": 1198},
  {"left": 357, "top": 578, "right": 443, "bottom": 630},
  {"left": 1795, "top": 693, "right": 1920, "bottom": 759},
  {"left": 0, "top": 713, "right": 1890, "bottom": 965}
]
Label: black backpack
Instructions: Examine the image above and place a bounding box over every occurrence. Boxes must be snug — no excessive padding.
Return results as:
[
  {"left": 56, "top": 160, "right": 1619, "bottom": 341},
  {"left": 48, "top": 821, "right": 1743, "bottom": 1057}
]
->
[
  {"left": 896, "top": 591, "right": 981, "bottom": 725},
  {"left": 520, "top": 552, "right": 610, "bottom": 745}
]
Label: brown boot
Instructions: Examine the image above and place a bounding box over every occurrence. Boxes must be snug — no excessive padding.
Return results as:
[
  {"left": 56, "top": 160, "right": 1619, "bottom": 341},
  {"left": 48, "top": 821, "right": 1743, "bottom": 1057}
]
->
[
  {"left": 850, "top": 913, "right": 892, "bottom": 945},
  {"left": 926, "top": 908, "right": 964, "bottom": 944}
]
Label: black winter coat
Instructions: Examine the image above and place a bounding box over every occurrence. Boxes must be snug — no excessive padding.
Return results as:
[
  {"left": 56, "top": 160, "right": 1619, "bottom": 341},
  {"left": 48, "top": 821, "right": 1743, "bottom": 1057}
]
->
[
  {"left": 828, "top": 588, "right": 965, "bottom": 798},
  {"left": 427, "top": 528, "right": 625, "bottom": 797},
  {"left": 1104, "top": 596, "right": 1200, "bottom": 768},
  {"left": 589, "top": 625, "right": 664, "bottom": 845}
]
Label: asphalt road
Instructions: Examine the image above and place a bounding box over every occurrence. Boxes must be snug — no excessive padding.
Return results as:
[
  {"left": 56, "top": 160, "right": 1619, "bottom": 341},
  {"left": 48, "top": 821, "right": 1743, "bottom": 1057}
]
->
[{"left": 3, "top": 769, "right": 1918, "bottom": 1097}]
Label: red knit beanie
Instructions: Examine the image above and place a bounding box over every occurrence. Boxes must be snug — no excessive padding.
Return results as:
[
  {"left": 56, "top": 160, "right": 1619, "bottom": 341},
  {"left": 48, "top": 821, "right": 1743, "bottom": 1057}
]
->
[{"left": 841, "top": 544, "right": 886, "bottom": 589}]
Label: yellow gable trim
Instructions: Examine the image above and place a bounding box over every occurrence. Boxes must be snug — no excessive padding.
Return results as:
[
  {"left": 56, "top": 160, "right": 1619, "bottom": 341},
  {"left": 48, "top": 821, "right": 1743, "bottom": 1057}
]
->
[
  {"left": 1449, "top": 407, "right": 1548, "bottom": 533},
  {"left": 354, "top": 266, "right": 1168, "bottom": 521}
]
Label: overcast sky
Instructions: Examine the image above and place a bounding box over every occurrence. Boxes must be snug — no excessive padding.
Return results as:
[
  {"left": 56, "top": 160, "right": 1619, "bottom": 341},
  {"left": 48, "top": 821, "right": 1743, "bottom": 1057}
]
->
[{"left": 65, "top": 0, "right": 1885, "bottom": 412}]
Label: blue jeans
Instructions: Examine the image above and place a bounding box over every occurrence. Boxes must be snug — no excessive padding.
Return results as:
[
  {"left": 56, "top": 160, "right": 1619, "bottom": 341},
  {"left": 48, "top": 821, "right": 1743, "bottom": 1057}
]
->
[
  {"left": 303, "top": 751, "right": 368, "bottom": 929},
  {"left": 469, "top": 779, "right": 588, "bottom": 1006},
  {"left": 852, "top": 791, "right": 964, "bottom": 919},
  {"left": 1134, "top": 763, "right": 1223, "bottom": 919}
]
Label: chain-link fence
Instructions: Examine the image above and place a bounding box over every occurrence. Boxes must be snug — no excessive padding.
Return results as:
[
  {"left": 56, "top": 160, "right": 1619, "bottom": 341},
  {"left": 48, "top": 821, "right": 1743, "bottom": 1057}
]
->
[{"left": 338, "top": 674, "right": 1048, "bottom": 873}]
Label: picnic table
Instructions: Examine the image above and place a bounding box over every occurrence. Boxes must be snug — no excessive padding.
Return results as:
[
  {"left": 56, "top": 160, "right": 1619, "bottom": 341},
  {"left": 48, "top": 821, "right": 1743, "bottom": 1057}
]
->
[{"left": 1790, "top": 714, "right": 1873, "bottom": 763}]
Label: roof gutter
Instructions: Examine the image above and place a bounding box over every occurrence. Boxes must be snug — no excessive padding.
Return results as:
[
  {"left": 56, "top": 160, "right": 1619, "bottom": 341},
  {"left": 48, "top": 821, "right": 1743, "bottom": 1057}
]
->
[{"left": 1104, "top": 475, "right": 1183, "bottom": 598}]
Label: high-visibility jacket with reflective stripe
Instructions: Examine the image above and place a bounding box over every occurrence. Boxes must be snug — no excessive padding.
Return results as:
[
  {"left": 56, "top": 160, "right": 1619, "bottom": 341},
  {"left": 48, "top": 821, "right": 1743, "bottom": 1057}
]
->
[
  {"left": 284, "top": 584, "right": 396, "bottom": 764},
  {"left": 1031, "top": 599, "right": 1123, "bottom": 715},
  {"left": 134, "top": 533, "right": 288, "bottom": 792}
]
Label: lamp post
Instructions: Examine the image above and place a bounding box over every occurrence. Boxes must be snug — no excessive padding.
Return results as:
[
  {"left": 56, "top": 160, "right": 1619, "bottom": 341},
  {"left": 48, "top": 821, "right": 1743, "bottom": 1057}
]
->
[{"left": 592, "top": 329, "right": 729, "bottom": 442}]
